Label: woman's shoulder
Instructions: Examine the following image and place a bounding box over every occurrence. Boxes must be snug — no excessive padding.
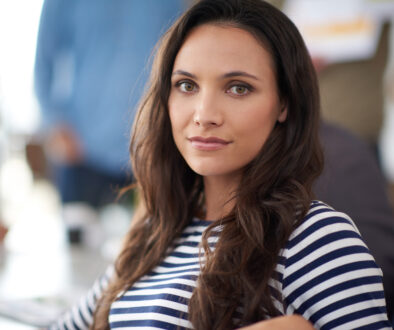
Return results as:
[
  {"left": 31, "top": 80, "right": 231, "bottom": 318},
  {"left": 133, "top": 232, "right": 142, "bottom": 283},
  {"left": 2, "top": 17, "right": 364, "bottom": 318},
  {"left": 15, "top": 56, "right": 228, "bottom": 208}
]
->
[
  {"left": 287, "top": 200, "right": 364, "bottom": 250},
  {"left": 280, "top": 200, "right": 372, "bottom": 267},
  {"left": 275, "top": 201, "right": 390, "bottom": 329},
  {"left": 303, "top": 200, "right": 358, "bottom": 229}
]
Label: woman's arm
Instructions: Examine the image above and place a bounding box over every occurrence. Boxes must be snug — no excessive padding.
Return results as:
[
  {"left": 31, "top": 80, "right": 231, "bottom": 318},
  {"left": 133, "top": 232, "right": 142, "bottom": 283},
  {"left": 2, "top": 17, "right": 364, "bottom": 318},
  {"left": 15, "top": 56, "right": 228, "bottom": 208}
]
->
[
  {"left": 239, "top": 315, "right": 314, "bottom": 330},
  {"left": 49, "top": 265, "right": 113, "bottom": 330}
]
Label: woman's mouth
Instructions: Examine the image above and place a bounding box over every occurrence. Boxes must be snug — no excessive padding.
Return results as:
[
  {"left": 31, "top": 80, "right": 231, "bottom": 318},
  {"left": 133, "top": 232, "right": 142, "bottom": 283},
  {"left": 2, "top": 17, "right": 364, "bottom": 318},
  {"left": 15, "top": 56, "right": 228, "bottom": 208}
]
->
[{"left": 188, "top": 136, "right": 231, "bottom": 151}]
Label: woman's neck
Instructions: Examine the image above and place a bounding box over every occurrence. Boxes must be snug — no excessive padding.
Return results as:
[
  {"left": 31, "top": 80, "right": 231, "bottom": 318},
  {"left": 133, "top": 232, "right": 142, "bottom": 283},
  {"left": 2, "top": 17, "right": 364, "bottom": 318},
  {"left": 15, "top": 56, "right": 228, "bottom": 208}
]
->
[{"left": 203, "top": 174, "right": 240, "bottom": 221}]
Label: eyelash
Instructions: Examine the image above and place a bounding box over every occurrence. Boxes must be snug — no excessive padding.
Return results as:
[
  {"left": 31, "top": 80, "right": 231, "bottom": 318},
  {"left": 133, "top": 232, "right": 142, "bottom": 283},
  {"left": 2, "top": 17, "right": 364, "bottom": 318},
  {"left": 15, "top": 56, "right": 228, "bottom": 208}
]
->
[{"left": 174, "top": 80, "right": 254, "bottom": 96}]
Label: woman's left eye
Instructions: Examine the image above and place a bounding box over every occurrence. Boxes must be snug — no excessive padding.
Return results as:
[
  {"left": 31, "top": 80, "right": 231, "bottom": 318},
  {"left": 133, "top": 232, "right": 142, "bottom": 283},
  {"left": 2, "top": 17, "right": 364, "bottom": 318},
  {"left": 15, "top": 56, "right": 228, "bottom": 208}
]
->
[{"left": 227, "top": 85, "right": 250, "bottom": 96}]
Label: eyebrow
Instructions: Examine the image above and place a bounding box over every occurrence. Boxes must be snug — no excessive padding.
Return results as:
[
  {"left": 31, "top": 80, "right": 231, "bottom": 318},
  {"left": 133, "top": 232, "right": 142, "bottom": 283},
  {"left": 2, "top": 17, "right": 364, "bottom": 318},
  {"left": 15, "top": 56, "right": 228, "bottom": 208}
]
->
[
  {"left": 172, "top": 70, "right": 197, "bottom": 79},
  {"left": 222, "top": 71, "right": 259, "bottom": 81},
  {"left": 171, "top": 70, "right": 259, "bottom": 81}
]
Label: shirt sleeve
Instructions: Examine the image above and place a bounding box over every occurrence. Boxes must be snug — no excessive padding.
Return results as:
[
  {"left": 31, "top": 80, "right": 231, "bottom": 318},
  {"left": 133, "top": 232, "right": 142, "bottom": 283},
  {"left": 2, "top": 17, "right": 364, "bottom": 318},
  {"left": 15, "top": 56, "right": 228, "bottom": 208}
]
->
[
  {"left": 279, "top": 201, "right": 391, "bottom": 329},
  {"left": 34, "top": 0, "right": 72, "bottom": 129},
  {"left": 49, "top": 265, "right": 114, "bottom": 330}
]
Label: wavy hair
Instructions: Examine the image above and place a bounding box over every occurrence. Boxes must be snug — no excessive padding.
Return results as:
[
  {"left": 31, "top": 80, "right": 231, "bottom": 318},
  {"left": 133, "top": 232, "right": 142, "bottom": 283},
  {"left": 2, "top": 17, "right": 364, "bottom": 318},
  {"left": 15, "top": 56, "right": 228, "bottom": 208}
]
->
[{"left": 92, "top": 0, "right": 323, "bottom": 329}]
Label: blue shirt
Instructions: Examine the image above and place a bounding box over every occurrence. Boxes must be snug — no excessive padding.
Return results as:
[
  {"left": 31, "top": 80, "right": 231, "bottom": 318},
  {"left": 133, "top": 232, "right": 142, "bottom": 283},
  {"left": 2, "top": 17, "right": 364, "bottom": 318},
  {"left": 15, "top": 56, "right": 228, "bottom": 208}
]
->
[{"left": 34, "top": 0, "right": 186, "bottom": 175}]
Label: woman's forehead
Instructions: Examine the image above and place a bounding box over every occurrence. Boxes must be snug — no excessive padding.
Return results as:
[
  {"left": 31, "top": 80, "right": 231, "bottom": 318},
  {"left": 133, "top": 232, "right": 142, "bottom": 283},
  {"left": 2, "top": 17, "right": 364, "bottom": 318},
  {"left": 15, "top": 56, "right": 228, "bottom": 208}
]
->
[{"left": 173, "top": 24, "right": 276, "bottom": 77}]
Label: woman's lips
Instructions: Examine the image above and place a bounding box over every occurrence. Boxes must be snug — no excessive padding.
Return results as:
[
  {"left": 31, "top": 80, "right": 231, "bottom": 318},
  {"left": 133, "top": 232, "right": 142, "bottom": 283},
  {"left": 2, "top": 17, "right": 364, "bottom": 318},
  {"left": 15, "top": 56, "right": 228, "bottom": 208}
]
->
[{"left": 188, "top": 136, "right": 231, "bottom": 151}]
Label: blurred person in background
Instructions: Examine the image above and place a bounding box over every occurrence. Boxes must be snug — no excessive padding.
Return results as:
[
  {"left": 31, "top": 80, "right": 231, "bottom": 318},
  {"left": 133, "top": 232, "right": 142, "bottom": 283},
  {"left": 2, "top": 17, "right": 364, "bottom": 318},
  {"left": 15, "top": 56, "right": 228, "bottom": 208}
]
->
[
  {"left": 34, "top": 0, "right": 187, "bottom": 210},
  {"left": 315, "top": 121, "right": 394, "bottom": 322}
]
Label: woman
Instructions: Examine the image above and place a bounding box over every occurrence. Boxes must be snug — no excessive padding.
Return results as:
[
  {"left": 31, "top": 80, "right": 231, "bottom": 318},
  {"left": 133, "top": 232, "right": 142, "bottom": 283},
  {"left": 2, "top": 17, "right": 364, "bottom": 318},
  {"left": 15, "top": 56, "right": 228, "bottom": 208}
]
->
[{"left": 52, "top": 0, "right": 391, "bottom": 329}]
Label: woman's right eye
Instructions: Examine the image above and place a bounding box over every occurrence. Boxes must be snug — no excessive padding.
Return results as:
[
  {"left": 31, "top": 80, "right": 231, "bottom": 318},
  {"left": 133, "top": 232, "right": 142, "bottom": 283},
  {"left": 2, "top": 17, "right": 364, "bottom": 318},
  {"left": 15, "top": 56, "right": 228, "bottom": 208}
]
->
[{"left": 177, "top": 81, "right": 196, "bottom": 93}]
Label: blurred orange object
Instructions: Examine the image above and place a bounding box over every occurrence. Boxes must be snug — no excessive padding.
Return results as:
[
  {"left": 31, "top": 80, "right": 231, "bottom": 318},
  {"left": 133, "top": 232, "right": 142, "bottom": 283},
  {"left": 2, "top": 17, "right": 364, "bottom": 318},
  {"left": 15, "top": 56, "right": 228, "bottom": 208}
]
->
[
  {"left": 0, "top": 223, "right": 8, "bottom": 243},
  {"left": 45, "top": 125, "right": 84, "bottom": 166}
]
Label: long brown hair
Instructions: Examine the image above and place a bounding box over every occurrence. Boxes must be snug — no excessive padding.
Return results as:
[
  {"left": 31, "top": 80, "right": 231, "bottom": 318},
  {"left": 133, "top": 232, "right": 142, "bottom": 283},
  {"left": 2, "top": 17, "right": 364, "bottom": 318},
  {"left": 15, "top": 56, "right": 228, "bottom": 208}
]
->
[{"left": 92, "top": 0, "right": 323, "bottom": 329}]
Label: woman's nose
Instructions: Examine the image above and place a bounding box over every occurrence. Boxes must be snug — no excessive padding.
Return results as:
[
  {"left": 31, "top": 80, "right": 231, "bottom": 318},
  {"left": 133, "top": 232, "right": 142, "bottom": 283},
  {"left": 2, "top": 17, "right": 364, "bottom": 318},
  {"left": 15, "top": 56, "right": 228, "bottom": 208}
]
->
[{"left": 193, "top": 90, "right": 224, "bottom": 127}]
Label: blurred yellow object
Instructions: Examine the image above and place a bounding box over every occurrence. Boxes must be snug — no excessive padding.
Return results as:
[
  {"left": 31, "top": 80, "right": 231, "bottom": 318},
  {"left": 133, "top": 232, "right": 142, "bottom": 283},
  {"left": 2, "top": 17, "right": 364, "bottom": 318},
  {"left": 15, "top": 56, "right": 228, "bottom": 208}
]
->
[{"left": 303, "top": 18, "right": 374, "bottom": 37}]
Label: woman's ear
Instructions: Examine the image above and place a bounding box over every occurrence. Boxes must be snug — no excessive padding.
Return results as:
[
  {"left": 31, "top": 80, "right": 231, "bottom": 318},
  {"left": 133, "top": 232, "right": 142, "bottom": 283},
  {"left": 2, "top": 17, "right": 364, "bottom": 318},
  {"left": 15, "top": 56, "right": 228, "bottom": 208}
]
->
[{"left": 278, "top": 106, "right": 287, "bottom": 123}]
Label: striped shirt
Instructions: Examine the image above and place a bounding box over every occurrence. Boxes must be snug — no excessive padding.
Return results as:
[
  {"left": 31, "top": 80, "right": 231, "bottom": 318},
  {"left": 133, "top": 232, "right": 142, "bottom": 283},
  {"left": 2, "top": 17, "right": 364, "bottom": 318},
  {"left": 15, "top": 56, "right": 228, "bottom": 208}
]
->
[{"left": 51, "top": 201, "right": 392, "bottom": 329}]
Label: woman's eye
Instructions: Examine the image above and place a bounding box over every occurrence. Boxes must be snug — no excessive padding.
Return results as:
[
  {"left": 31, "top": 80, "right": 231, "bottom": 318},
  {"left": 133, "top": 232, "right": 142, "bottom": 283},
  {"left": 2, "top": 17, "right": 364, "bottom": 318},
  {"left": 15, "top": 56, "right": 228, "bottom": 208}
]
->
[
  {"left": 178, "top": 81, "right": 196, "bottom": 93},
  {"left": 228, "top": 85, "right": 250, "bottom": 96}
]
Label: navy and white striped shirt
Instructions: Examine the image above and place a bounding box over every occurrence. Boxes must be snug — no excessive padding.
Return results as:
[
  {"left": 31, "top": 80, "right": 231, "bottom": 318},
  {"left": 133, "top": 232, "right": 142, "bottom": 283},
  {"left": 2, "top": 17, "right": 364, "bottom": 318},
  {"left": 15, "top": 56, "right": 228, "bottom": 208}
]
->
[{"left": 51, "top": 201, "right": 391, "bottom": 329}]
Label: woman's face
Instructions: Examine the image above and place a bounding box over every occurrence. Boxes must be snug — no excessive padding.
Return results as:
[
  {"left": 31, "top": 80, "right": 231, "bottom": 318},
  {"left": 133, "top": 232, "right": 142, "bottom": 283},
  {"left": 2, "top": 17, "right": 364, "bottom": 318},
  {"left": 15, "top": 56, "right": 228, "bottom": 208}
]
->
[{"left": 168, "top": 24, "right": 287, "bottom": 180}]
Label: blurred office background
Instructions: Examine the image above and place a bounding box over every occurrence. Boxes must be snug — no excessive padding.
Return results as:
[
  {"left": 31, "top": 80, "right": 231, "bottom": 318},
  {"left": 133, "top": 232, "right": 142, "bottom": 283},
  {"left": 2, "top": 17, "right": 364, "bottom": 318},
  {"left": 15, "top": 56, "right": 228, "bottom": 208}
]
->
[
  {"left": 0, "top": 0, "right": 185, "bottom": 328},
  {"left": 0, "top": 1, "right": 113, "bottom": 328},
  {"left": 0, "top": 0, "right": 393, "bottom": 328}
]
